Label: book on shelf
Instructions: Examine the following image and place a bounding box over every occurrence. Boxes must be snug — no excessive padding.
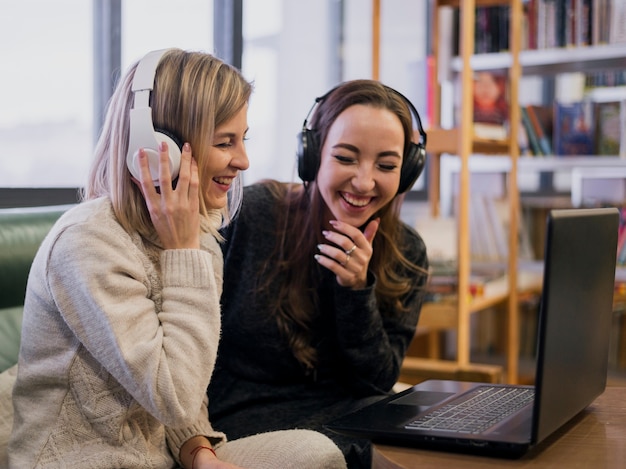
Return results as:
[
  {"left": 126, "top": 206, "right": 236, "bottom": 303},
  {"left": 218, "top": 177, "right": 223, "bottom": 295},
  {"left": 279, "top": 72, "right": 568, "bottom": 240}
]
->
[
  {"left": 586, "top": 85, "right": 626, "bottom": 157},
  {"left": 467, "top": 195, "right": 535, "bottom": 264},
  {"left": 471, "top": 71, "right": 509, "bottom": 141},
  {"left": 520, "top": 105, "right": 554, "bottom": 156},
  {"left": 520, "top": 106, "right": 542, "bottom": 156},
  {"left": 526, "top": 105, "right": 553, "bottom": 155},
  {"left": 475, "top": 4, "right": 509, "bottom": 53},
  {"left": 594, "top": 101, "right": 625, "bottom": 156},
  {"left": 517, "top": 119, "right": 531, "bottom": 156},
  {"left": 425, "top": 259, "right": 506, "bottom": 303},
  {"left": 609, "top": 0, "right": 626, "bottom": 44},
  {"left": 531, "top": 0, "right": 624, "bottom": 50},
  {"left": 451, "top": 5, "right": 509, "bottom": 54},
  {"left": 575, "top": 0, "right": 594, "bottom": 46},
  {"left": 466, "top": 0, "right": 625, "bottom": 51},
  {"left": 470, "top": 195, "right": 497, "bottom": 262},
  {"left": 553, "top": 101, "right": 595, "bottom": 156}
]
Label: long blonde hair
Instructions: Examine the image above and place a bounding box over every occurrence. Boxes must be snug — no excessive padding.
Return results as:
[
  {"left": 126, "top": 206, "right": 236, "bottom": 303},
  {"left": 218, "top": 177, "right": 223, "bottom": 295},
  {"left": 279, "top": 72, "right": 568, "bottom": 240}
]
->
[{"left": 84, "top": 49, "right": 253, "bottom": 239}]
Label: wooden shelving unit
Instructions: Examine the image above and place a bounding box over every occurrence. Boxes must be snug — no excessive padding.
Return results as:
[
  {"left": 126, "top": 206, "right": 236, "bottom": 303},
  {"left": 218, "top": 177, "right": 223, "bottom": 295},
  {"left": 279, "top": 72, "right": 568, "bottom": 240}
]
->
[
  {"left": 414, "top": 0, "right": 524, "bottom": 384},
  {"left": 412, "top": 0, "right": 626, "bottom": 385}
]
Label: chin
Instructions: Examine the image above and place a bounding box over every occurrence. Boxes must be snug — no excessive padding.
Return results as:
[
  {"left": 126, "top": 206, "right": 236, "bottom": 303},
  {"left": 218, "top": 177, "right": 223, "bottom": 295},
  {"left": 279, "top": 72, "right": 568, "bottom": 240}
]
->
[
  {"left": 208, "top": 202, "right": 227, "bottom": 211},
  {"left": 335, "top": 212, "right": 371, "bottom": 227},
  {"left": 205, "top": 193, "right": 228, "bottom": 210}
]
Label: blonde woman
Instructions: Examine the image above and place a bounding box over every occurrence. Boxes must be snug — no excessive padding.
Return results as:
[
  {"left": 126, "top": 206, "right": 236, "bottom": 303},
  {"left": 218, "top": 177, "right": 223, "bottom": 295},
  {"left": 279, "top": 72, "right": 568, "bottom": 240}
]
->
[{"left": 8, "top": 49, "right": 345, "bottom": 469}]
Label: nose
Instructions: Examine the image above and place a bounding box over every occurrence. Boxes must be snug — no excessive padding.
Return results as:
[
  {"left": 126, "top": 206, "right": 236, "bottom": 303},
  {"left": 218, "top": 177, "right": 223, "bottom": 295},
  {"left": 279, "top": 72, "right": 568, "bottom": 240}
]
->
[
  {"left": 232, "top": 145, "right": 250, "bottom": 171},
  {"left": 351, "top": 163, "right": 375, "bottom": 192}
]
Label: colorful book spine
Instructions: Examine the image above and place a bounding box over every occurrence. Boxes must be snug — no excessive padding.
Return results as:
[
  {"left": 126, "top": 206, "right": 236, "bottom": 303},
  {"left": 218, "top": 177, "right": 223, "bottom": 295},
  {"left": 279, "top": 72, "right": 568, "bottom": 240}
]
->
[
  {"left": 521, "top": 106, "right": 543, "bottom": 156},
  {"left": 526, "top": 105, "right": 553, "bottom": 155},
  {"left": 553, "top": 101, "right": 595, "bottom": 156}
]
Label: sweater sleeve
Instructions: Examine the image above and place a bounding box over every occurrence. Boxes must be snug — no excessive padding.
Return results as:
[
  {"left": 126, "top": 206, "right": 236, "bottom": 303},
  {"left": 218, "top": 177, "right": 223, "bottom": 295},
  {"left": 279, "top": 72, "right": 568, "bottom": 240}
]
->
[
  {"left": 332, "top": 224, "right": 429, "bottom": 394},
  {"left": 165, "top": 394, "right": 226, "bottom": 466},
  {"left": 46, "top": 218, "right": 222, "bottom": 428}
]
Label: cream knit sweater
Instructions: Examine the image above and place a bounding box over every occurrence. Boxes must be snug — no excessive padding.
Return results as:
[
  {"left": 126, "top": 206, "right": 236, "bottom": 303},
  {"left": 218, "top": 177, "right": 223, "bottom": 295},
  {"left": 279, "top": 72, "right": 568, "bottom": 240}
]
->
[{"left": 9, "top": 198, "right": 225, "bottom": 468}]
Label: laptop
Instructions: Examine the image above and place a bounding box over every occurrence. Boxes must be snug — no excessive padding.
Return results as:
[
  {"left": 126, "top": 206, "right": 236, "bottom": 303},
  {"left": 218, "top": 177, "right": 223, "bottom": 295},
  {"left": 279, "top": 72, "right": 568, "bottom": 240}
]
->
[{"left": 326, "top": 207, "right": 619, "bottom": 458}]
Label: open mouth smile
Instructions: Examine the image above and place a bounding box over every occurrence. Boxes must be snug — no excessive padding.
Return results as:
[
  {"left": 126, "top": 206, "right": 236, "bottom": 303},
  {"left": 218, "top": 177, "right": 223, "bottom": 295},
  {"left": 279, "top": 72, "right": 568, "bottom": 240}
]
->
[
  {"left": 213, "top": 176, "right": 234, "bottom": 186},
  {"left": 340, "top": 191, "right": 373, "bottom": 207}
]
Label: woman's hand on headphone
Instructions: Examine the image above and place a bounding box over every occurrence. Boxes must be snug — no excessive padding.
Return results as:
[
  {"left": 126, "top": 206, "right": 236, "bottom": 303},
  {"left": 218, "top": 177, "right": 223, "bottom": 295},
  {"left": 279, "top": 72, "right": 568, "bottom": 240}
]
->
[
  {"left": 135, "top": 141, "right": 201, "bottom": 250},
  {"left": 315, "top": 218, "right": 379, "bottom": 289}
]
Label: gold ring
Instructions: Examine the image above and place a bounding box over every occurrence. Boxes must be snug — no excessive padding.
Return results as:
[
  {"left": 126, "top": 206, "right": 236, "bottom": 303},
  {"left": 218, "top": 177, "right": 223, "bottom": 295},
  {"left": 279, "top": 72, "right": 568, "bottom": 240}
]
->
[
  {"left": 345, "top": 245, "right": 356, "bottom": 255},
  {"left": 344, "top": 253, "right": 351, "bottom": 265}
]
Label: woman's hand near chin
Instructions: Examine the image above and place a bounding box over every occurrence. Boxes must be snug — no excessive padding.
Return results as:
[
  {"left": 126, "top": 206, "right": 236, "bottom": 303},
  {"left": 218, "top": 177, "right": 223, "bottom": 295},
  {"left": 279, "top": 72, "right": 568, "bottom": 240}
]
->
[{"left": 315, "top": 218, "right": 380, "bottom": 289}]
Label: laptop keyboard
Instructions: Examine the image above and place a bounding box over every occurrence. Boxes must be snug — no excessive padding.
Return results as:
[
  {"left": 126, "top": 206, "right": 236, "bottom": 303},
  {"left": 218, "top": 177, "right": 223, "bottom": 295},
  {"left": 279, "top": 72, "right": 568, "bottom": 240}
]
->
[{"left": 405, "top": 386, "right": 535, "bottom": 434}]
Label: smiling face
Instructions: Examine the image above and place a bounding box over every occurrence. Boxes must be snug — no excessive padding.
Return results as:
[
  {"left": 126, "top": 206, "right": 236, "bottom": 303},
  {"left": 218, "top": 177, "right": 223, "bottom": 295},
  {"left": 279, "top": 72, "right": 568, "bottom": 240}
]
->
[
  {"left": 316, "top": 104, "right": 403, "bottom": 227},
  {"left": 202, "top": 103, "right": 249, "bottom": 209}
]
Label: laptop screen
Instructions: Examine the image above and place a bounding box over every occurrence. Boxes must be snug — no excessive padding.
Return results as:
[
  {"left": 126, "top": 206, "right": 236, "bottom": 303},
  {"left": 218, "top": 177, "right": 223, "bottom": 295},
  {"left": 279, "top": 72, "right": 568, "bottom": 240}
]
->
[{"left": 532, "top": 207, "right": 618, "bottom": 443}]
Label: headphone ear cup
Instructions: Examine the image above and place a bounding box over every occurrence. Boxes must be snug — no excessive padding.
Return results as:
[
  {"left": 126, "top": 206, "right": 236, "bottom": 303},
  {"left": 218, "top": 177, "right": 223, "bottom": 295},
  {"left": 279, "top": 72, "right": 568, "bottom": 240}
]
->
[
  {"left": 126, "top": 49, "right": 184, "bottom": 186},
  {"left": 398, "top": 142, "right": 426, "bottom": 194},
  {"left": 127, "top": 130, "right": 182, "bottom": 183},
  {"left": 154, "top": 129, "right": 182, "bottom": 179},
  {"left": 297, "top": 129, "right": 320, "bottom": 182}
]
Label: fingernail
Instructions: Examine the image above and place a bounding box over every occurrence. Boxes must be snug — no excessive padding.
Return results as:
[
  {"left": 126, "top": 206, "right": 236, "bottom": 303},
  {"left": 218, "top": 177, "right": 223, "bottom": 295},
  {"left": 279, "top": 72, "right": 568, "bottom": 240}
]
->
[
  {"left": 317, "top": 244, "right": 323, "bottom": 252},
  {"left": 160, "top": 141, "right": 167, "bottom": 151},
  {"left": 329, "top": 220, "right": 338, "bottom": 226},
  {"left": 322, "top": 230, "right": 330, "bottom": 237},
  {"left": 183, "top": 142, "right": 190, "bottom": 152}
]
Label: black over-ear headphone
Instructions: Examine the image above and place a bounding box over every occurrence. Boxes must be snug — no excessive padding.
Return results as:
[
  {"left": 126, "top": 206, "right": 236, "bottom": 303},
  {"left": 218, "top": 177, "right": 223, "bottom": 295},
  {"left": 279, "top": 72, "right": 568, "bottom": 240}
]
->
[
  {"left": 296, "top": 84, "right": 427, "bottom": 194},
  {"left": 126, "top": 49, "right": 183, "bottom": 184}
]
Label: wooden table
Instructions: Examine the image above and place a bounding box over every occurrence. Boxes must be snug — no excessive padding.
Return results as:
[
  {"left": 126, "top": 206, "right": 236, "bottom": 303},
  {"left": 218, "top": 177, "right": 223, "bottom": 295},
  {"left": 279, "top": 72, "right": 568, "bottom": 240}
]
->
[{"left": 372, "top": 386, "right": 626, "bottom": 468}]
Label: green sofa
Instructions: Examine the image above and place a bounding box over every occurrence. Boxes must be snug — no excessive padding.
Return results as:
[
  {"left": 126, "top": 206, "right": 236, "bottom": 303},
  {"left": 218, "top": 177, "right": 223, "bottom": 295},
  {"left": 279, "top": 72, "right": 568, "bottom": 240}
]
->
[
  {"left": 0, "top": 205, "right": 69, "bottom": 462},
  {"left": 0, "top": 206, "right": 69, "bottom": 373}
]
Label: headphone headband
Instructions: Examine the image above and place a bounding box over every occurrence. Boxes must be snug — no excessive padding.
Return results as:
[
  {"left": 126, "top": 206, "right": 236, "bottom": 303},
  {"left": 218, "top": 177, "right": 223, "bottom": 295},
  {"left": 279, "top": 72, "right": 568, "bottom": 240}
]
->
[
  {"left": 301, "top": 85, "right": 427, "bottom": 148},
  {"left": 132, "top": 49, "right": 169, "bottom": 93},
  {"left": 126, "top": 49, "right": 182, "bottom": 185}
]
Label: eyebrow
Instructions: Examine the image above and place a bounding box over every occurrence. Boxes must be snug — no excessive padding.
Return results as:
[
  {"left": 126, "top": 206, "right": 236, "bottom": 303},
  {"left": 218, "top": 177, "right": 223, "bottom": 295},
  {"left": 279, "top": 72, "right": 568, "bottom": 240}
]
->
[
  {"left": 332, "top": 143, "right": 402, "bottom": 158},
  {"left": 214, "top": 127, "right": 249, "bottom": 139},
  {"left": 332, "top": 143, "right": 359, "bottom": 153},
  {"left": 378, "top": 151, "right": 402, "bottom": 158}
]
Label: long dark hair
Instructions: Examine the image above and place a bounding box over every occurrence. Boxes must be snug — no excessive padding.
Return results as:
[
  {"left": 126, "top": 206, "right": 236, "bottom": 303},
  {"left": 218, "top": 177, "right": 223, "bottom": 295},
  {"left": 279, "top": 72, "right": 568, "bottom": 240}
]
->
[{"left": 260, "top": 80, "right": 426, "bottom": 370}]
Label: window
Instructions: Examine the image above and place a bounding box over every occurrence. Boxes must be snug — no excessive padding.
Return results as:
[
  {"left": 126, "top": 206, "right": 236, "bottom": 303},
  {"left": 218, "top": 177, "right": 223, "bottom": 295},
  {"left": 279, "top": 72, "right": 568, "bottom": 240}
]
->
[
  {"left": 0, "top": 0, "right": 93, "bottom": 188},
  {"left": 0, "top": 0, "right": 213, "bottom": 191},
  {"left": 121, "top": 0, "right": 213, "bottom": 70},
  {"left": 1, "top": 0, "right": 427, "bottom": 201}
]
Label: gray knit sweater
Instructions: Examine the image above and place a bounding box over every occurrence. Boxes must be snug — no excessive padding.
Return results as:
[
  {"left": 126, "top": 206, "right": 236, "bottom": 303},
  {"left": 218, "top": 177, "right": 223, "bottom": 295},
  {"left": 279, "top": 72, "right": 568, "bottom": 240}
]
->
[{"left": 9, "top": 198, "right": 225, "bottom": 468}]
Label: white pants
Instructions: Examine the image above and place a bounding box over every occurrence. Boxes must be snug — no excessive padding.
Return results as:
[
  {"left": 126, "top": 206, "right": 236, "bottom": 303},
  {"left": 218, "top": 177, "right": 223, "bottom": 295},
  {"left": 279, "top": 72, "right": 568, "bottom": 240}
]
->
[{"left": 216, "top": 429, "right": 347, "bottom": 469}]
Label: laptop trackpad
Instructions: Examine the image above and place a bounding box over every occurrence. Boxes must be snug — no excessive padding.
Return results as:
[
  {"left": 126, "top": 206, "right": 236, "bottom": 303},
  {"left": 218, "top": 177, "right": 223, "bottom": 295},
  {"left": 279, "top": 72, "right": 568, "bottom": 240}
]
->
[{"left": 391, "top": 391, "right": 455, "bottom": 407}]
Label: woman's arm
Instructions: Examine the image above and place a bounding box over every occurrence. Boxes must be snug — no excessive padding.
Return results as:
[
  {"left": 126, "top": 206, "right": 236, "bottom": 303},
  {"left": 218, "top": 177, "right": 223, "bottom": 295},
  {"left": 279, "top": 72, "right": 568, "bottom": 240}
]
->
[
  {"left": 180, "top": 436, "right": 218, "bottom": 468},
  {"left": 47, "top": 218, "right": 221, "bottom": 427},
  {"left": 332, "top": 225, "right": 428, "bottom": 393}
]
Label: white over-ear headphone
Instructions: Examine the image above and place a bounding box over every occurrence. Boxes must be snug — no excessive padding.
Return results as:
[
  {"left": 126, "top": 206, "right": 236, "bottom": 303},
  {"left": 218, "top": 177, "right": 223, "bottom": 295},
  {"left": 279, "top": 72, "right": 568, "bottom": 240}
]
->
[{"left": 126, "top": 49, "right": 182, "bottom": 184}]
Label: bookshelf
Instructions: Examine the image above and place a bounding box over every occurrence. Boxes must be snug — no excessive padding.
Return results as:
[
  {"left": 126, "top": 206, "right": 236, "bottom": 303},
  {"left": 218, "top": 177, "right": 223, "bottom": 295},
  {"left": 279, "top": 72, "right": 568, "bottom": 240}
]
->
[
  {"left": 449, "top": 42, "right": 626, "bottom": 75},
  {"left": 413, "top": 0, "right": 522, "bottom": 385},
  {"left": 413, "top": 0, "right": 626, "bottom": 385},
  {"left": 439, "top": 155, "right": 626, "bottom": 217}
]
